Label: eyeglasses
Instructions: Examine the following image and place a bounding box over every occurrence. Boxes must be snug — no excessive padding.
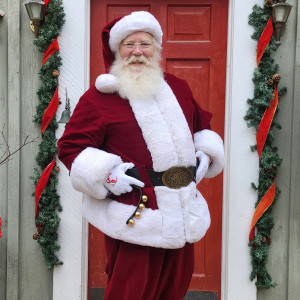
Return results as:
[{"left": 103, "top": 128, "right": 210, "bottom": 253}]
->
[{"left": 122, "top": 41, "right": 152, "bottom": 50}]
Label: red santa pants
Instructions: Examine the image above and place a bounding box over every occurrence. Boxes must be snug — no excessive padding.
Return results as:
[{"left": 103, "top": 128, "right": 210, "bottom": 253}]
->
[{"left": 104, "top": 235, "right": 194, "bottom": 300}]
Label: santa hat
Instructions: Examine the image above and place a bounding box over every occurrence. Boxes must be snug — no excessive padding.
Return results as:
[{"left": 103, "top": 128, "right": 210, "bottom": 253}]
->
[
  {"left": 97, "top": 11, "right": 163, "bottom": 92},
  {"left": 101, "top": 11, "right": 163, "bottom": 72},
  {"left": 109, "top": 11, "right": 163, "bottom": 53}
]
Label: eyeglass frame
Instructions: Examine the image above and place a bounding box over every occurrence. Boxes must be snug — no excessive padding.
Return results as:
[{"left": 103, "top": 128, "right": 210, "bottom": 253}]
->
[{"left": 121, "top": 41, "right": 153, "bottom": 50}]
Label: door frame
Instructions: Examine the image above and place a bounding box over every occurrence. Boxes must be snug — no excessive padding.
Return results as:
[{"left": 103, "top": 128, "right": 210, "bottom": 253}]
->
[{"left": 54, "top": 0, "right": 258, "bottom": 299}]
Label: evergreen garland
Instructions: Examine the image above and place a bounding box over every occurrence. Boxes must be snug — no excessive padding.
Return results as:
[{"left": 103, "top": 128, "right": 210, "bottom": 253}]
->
[
  {"left": 30, "top": 0, "right": 65, "bottom": 270},
  {"left": 245, "top": 1, "right": 287, "bottom": 288}
]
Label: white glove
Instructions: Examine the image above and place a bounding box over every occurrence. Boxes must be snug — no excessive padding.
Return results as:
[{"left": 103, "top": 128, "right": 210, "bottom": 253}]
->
[
  {"left": 104, "top": 162, "right": 144, "bottom": 196},
  {"left": 195, "top": 151, "right": 210, "bottom": 183}
]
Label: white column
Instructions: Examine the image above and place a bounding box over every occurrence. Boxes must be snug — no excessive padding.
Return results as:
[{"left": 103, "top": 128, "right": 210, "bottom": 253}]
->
[
  {"left": 222, "top": 0, "right": 259, "bottom": 299},
  {"left": 53, "top": 0, "right": 90, "bottom": 299}
]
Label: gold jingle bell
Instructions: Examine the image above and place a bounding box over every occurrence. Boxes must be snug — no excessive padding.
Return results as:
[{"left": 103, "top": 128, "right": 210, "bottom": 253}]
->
[
  {"left": 141, "top": 195, "right": 148, "bottom": 203},
  {"left": 128, "top": 219, "right": 135, "bottom": 226},
  {"left": 135, "top": 211, "right": 141, "bottom": 219},
  {"left": 139, "top": 203, "right": 145, "bottom": 210}
]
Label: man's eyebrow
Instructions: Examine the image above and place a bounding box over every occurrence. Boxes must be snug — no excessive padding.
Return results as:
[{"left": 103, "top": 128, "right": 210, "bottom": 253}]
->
[{"left": 123, "top": 40, "right": 152, "bottom": 43}]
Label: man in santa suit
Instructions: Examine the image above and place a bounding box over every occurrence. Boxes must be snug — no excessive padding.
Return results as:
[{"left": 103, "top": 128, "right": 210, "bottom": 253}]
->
[{"left": 58, "top": 11, "right": 224, "bottom": 300}]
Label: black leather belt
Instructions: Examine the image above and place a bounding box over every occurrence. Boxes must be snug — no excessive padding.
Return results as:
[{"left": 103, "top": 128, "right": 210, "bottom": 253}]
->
[{"left": 126, "top": 165, "right": 196, "bottom": 189}]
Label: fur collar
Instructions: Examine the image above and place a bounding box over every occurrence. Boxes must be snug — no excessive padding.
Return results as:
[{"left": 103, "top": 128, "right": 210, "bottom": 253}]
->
[{"left": 95, "top": 74, "right": 196, "bottom": 171}]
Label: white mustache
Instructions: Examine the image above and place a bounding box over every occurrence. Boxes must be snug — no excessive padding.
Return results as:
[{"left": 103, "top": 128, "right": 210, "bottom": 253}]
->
[{"left": 124, "top": 56, "right": 152, "bottom": 65}]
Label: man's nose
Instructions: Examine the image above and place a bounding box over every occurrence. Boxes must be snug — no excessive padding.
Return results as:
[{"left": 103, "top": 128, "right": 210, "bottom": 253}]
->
[{"left": 132, "top": 45, "right": 143, "bottom": 56}]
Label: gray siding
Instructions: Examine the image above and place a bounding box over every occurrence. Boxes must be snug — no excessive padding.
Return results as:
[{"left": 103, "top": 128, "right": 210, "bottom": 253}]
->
[
  {"left": 258, "top": 1, "right": 300, "bottom": 300},
  {"left": 0, "top": 0, "right": 8, "bottom": 299},
  {"left": 0, "top": 0, "right": 52, "bottom": 299}
]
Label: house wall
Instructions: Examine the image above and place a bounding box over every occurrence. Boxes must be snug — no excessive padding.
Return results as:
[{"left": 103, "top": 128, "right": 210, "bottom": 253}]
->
[
  {"left": 0, "top": 0, "right": 8, "bottom": 299},
  {"left": 258, "top": 1, "right": 300, "bottom": 300},
  {"left": 0, "top": 0, "right": 53, "bottom": 299}
]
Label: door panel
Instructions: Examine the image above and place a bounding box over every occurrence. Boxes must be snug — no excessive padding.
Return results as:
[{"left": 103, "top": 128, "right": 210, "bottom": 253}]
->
[
  {"left": 166, "top": 59, "right": 210, "bottom": 107},
  {"left": 89, "top": 1, "right": 228, "bottom": 299},
  {"left": 167, "top": 5, "right": 212, "bottom": 41}
]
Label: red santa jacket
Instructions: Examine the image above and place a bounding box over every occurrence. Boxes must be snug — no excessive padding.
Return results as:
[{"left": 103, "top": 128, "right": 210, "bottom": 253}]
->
[{"left": 57, "top": 72, "right": 224, "bottom": 249}]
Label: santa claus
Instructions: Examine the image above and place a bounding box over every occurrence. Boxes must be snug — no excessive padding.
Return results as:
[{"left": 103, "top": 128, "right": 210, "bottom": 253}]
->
[{"left": 58, "top": 11, "right": 224, "bottom": 300}]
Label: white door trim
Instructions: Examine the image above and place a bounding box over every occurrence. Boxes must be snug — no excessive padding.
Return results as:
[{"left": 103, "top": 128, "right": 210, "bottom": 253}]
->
[
  {"left": 53, "top": 0, "right": 90, "bottom": 299},
  {"left": 222, "top": 0, "right": 259, "bottom": 299}
]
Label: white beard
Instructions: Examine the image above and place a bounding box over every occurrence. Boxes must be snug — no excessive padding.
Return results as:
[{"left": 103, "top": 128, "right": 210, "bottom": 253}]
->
[{"left": 110, "top": 52, "right": 163, "bottom": 100}]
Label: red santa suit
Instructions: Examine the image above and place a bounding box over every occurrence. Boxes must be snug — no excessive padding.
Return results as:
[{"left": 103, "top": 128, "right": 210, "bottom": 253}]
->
[{"left": 57, "top": 11, "right": 224, "bottom": 300}]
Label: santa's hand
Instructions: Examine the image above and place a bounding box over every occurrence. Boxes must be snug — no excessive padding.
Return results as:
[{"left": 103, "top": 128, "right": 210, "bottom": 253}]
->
[
  {"left": 104, "top": 162, "right": 144, "bottom": 196},
  {"left": 195, "top": 151, "right": 210, "bottom": 183}
]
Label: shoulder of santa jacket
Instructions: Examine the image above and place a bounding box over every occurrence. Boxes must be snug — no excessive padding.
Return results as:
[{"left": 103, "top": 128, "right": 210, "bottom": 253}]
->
[
  {"left": 164, "top": 72, "right": 193, "bottom": 95},
  {"left": 79, "top": 84, "right": 122, "bottom": 105},
  {"left": 163, "top": 72, "right": 189, "bottom": 86}
]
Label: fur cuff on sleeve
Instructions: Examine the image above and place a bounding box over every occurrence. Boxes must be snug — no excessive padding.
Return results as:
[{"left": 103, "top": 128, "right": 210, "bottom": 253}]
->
[
  {"left": 194, "top": 129, "right": 224, "bottom": 178},
  {"left": 70, "top": 147, "right": 123, "bottom": 199}
]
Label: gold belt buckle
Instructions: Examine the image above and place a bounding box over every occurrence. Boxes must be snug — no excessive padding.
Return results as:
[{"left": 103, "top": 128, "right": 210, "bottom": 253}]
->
[{"left": 162, "top": 166, "right": 193, "bottom": 189}]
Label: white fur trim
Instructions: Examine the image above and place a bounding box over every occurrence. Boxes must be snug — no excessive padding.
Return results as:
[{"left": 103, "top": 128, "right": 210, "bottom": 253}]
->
[
  {"left": 155, "top": 183, "right": 210, "bottom": 245},
  {"left": 70, "top": 147, "right": 123, "bottom": 199},
  {"left": 95, "top": 74, "right": 119, "bottom": 94},
  {"left": 81, "top": 182, "right": 210, "bottom": 248},
  {"left": 128, "top": 82, "right": 178, "bottom": 171},
  {"left": 155, "top": 81, "right": 196, "bottom": 166},
  {"left": 127, "top": 80, "right": 196, "bottom": 171},
  {"left": 109, "top": 11, "right": 163, "bottom": 53},
  {"left": 183, "top": 189, "right": 211, "bottom": 243},
  {"left": 194, "top": 129, "right": 225, "bottom": 178}
]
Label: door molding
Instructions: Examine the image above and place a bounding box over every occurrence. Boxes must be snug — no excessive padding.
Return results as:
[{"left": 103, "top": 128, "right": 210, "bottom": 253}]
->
[
  {"left": 53, "top": 0, "right": 90, "bottom": 299},
  {"left": 81, "top": 2, "right": 90, "bottom": 300},
  {"left": 222, "top": 0, "right": 258, "bottom": 299}
]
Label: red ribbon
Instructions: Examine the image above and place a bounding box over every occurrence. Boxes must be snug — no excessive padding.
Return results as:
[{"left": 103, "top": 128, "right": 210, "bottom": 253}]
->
[
  {"left": 256, "top": 86, "right": 278, "bottom": 159},
  {"left": 42, "top": 37, "right": 60, "bottom": 66},
  {"left": 44, "top": 0, "right": 51, "bottom": 13},
  {"left": 35, "top": 159, "right": 56, "bottom": 219},
  {"left": 249, "top": 15, "right": 277, "bottom": 244},
  {"left": 41, "top": 86, "right": 59, "bottom": 134},
  {"left": 249, "top": 179, "right": 276, "bottom": 241},
  {"left": 256, "top": 16, "right": 273, "bottom": 66}
]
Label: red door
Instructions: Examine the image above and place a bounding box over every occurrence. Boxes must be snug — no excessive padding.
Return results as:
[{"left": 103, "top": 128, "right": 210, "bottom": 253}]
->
[{"left": 89, "top": 1, "right": 228, "bottom": 299}]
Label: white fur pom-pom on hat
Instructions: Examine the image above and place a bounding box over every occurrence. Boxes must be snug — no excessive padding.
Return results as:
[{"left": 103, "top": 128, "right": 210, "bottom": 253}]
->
[
  {"left": 95, "top": 74, "right": 119, "bottom": 94},
  {"left": 109, "top": 11, "right": 163, "bottom": 53}
]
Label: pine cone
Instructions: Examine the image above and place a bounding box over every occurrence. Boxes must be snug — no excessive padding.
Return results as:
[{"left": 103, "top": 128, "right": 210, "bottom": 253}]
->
[
  {"left": 265, "top": 0, "right": 274, "bottom": 7},
  {"left": 262, "top": 236, "right": 267, "bottom": 243},
  {"left": 37, "top": 226, "right": 44, "bottom": 235},
  {"left": 33, "top": 233, "right": 40, "bottom": 240},
  {"left": 52, "top": 69, "right": 60, "bottom": 77},
  {"left": 267, "top": 79, "right": 274, "bottom": 86},
  {"left": 54, "top": 165, "right": 60, "bottom": 173},
  {"left": 36, "top": 223, "right": 44, "bottom": 235},
  {"left": 272, "top": 74, "right": 281, "bottom": 85},
  {"left": 265, "top": 166, "right": 275, "bottom": 173},
  {"left": 267, "top": 237, "right": 272, "bottom": 245}
]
